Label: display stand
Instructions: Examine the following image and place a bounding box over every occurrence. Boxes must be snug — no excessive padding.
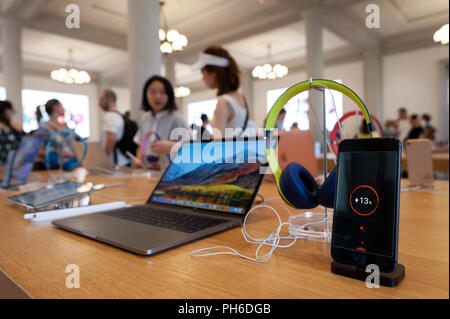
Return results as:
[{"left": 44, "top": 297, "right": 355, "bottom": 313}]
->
[
  {"left": 331, "top": 261, "right": 405, "bottom": 287},
  {"left": 289, "top": 82, "right": 332, "bottom": 241},
  {"left": 17, "top": 194, "right": 92, "bottom": 213}
]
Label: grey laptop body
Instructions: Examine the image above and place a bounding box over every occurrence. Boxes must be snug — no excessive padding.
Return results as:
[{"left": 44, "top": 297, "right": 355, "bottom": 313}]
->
[{"left": 52, "top": 138, "right": 267, "bottom": 255}]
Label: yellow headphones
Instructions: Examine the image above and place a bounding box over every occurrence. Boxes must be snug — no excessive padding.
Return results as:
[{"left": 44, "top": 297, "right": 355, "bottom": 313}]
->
[{"left": 264, "top": 79, "right": 373, "bottom": 209}]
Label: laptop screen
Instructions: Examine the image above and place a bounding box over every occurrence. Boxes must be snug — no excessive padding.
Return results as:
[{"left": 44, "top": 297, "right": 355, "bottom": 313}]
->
[
  {"left": 149, "top": 138, "right": 269, "bottom": 215},
  {"left": 10, "top": 136, "right": 44, "bottom": 182}
]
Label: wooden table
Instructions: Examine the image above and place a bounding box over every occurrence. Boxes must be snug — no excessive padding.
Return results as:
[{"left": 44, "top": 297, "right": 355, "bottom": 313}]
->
[{"left": 0, "top": 172, "right": 448, "bottom": 299}]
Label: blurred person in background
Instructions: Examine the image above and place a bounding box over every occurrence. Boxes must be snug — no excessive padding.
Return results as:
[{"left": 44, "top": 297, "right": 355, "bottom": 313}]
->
[
  {"left": 405, "top": 114, "right": 424, "bottom": 142},
  {"left": 98, "top": 89, "right": 134, "bottom": 167},
  {"left": 290, "top": 122, "right": 299, "bottom": 131},
  {"left": 383, "top": 119, "right": 398, "bottom": 138},
  {"left": 133, "top": 75, "right": 186, "bottom": 169},
  {"left": 0, "top": 100, "right": 23, "bottom": 165},
  {"left": 34, "top": 99, "right": 76, "bottom": 169},
  {"left": 421, "top": 113, "right": 436, "bottom": 141},
  {"left": 396, "top": 107, "right": 410, "bottom": 143},
  {"left": 193, "top": 46, "right": 250, "bottom": 138}
]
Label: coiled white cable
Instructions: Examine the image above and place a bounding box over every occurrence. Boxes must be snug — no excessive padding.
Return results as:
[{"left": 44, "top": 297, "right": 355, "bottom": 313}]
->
[{"left": 191, "top": 203, "right": 299, "bottom": 263}]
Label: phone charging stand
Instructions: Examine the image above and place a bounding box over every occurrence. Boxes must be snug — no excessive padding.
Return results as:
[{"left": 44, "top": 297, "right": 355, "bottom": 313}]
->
[{"left": 331, "top": 261, "right": 405, "bottom": 287}]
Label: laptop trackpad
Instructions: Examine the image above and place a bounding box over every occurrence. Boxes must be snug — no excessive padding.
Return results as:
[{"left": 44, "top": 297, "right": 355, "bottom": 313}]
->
[{"left": 54, "top": 213, "right": 191, "bottom": 254}]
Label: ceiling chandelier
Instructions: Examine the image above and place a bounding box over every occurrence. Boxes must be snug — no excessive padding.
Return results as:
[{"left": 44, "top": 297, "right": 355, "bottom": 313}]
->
[
  {"left": 159, "top": 2, "right": 188, "bottom": 54},
  {"left": 252, "top": 44, "right": 288, "bottom": 80},
  {"left": 160, "top": 29, "right": 188, "bottom": 54},
  {"left": 174, "top": 86, "right": 191, "bottom": 98},
  {"left": 50, "top": 49, "right": 91, "bottom": 85},
  {"left": 433, "top": 24, "right": 449, "bottom": 45}
]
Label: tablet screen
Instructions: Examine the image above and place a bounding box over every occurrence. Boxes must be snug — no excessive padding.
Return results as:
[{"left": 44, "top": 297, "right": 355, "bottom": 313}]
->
[{"left": 8, "top": 181, "right": 104, "bottom": 207}]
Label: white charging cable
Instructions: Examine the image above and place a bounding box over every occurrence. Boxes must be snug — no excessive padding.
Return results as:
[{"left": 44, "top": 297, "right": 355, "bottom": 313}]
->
[{"left": 191, "top": 203, "right": 299, "bottom": 263}]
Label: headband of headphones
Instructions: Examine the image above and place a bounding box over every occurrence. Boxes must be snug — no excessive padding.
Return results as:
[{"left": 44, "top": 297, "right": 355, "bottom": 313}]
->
[
  {"left": 45, "top": 129, "right": 87, "bottom": 168},
  {"left": 264, "top": 79, "right": 373, "bottom": 199}
]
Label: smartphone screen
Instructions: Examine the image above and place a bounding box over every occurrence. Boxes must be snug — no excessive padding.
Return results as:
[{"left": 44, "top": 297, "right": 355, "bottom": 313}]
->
[{"left": 331, "top": 138, "right": 401, "bottom": 272}]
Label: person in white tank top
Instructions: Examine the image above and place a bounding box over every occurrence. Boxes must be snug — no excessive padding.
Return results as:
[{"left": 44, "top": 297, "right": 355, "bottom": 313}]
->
[{"left": 192, "top": 46, "right": 249, "bottom": 138}]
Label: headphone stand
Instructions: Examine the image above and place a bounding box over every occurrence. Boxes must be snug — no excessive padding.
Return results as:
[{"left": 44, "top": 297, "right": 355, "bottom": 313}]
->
[{"left": 298, "top": 83, "right": 332, "bottom": 241}]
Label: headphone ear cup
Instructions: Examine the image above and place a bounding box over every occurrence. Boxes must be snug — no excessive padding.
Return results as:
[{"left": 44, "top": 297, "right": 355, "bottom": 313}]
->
[
  {"left": 317, "top": 167, "right": 336, "bottom": 208},
  {"left": 279, "top": 162, "right": 319, "bottom": 209},
  {"left": 62, "top": 157, "right": 79, "bottom": 171}
]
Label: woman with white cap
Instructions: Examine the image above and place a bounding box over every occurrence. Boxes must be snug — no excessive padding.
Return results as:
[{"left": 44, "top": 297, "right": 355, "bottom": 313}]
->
[{"left": 192, "top": 46, "right": 250, "bottom": 138}]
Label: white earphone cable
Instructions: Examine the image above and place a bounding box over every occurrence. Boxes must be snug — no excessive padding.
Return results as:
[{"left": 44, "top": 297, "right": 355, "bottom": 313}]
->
[{"left": 191, "top": 204, "right": 298, "bottom": 263}]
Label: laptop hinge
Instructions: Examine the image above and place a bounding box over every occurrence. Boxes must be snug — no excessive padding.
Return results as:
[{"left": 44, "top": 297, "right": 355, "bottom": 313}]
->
[{"left": 148, "top": 202, "right": 244, "bottom": 222}]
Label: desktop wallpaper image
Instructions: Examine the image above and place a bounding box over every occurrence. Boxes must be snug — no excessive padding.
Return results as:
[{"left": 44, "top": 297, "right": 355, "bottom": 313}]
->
[{"left": 152, "top": 140, "right": 266, "bottom": 213}]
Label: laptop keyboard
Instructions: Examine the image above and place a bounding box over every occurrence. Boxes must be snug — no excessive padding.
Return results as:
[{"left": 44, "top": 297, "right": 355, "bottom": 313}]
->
[{"left": 104, "top": 206, "right": 230, "bottom": 233}]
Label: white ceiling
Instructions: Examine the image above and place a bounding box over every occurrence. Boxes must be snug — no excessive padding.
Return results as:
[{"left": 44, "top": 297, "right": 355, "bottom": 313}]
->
[
  {"left": 0, "top": 0, "right": 448, "bottom": 87},
  {"left": 21, "top": 28, "right": 127, "bottom": 72},
  {"left": 350, "top": 0, "right": 449, "bottom": 37},
  {"left": 224, "top": 21, "right": 349, "bottom": 67}
]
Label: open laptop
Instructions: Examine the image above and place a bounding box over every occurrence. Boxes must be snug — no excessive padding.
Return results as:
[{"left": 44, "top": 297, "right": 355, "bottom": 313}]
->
[
  {"left": 53, "top": 137, "right": 268, "bottom": 255},
  {"left": 1, "top": 135, "right": 44, "bottom": 189}
]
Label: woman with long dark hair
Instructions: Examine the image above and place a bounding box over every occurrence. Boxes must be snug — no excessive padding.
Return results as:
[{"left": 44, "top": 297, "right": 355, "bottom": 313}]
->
[{"left": 133, "top": 75, "right": 187, "bottom": 166}]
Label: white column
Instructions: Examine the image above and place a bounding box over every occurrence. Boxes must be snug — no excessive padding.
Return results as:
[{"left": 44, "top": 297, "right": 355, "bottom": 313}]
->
[
  {"left": 127, "top": 0, "right": 161, "bottom": 119},
  {"left": 363, "top": 48, "right": 383, "bottom": 122},
  {"left": 164, "top": 55, "right": 176, "bottom": 85},
  {"left": 304, "top": 8, "right": 324, "bottom": 145},
  {"left": 240, "top": 68, "right": 254, "bottom": 123},
  {"left": 1, "top": 18, "right": 23, "bottom": 128}
]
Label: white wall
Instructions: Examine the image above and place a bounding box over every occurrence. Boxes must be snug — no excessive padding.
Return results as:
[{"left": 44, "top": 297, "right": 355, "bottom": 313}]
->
[
  {"left": 110, "top": 86, "right": 131, "bottom": 114},
  {"left": 383, "top": 45, "right": 449, "bottom": 130}
]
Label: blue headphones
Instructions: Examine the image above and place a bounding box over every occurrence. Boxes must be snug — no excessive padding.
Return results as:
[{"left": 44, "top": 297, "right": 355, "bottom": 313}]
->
[
  {"left": 265, "top": 79, "right": 373, "bottom": 209},
  {"left": 45, "top": 129, "right": 87, "bottom": 171}
]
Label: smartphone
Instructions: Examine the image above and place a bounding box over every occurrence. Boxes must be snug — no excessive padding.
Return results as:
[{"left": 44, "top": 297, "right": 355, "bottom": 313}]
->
[
  {"left": 331, "top": 138, "right": 402, "bottom": 272},
  {"left": 405, "top": 139, "right": 433, "bottom": 186}
]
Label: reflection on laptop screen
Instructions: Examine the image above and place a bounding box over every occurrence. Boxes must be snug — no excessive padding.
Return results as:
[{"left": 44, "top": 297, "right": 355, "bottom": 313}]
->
[
  {"left": 11, "top": 136, "right": 44, "bottom": 181},
  {"left": 150, "top": 139, "right": 268, "bottom": 214}
]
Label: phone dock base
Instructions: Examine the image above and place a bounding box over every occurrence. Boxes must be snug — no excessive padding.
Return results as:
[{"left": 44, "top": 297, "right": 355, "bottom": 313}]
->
[{"left": 331, "top": 261, "right": 405, "bottom": 287}]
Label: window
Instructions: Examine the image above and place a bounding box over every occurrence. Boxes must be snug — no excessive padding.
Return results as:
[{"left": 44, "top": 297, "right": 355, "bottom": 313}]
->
[
  {"left": 267, "top": 88, "right": 310, "bottom": 130},
  {"left": 1, "top": 87, "right": 91, "bottom": 138},
  {"left": 0, "top": 87, "right": 6, "bottom": 100},
  {"left": 266, "top": 80, "right": 343, "bottom": 131},
  {"left": 187, "top": 98, "right": 216, "bottom": 128}
]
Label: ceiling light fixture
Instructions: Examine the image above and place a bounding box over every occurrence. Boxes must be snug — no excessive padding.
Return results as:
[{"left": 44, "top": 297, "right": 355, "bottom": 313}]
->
[
  {"left": 159, "top": 2, "right": 188, "bottom": 54},
  {"left": 252, "top": 44, "right": 288, "bottom": 80},
  {"left": 433, "top": 24, "right": 449, "bottom": 45},
  {"left": 50, "top": 49, "right": 91, "bottom": 85},
  {"left": 174, "top": 86, "right": 191, "bottom": 98}
]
